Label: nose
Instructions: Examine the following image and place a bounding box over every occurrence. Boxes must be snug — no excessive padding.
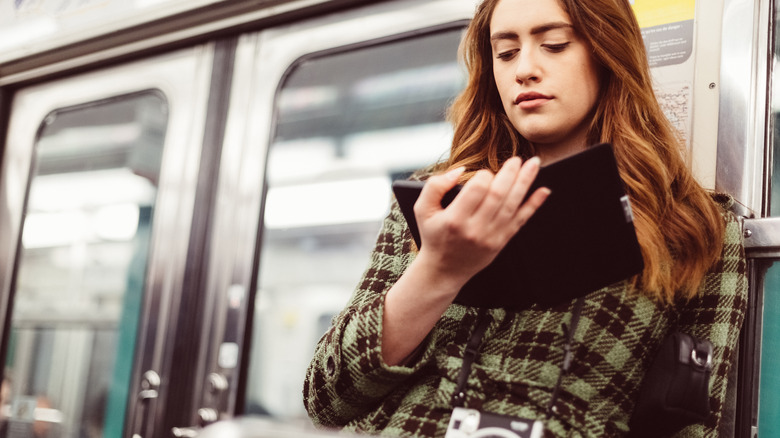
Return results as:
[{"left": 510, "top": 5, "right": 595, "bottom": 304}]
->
[{"left": 515, "top": 50, "right": 541, "bottom": 84}]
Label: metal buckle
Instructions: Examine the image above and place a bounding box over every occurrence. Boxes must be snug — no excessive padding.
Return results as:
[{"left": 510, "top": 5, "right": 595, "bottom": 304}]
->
[{"left": 691, "top": 348, "right": 712, "bottom": 369}]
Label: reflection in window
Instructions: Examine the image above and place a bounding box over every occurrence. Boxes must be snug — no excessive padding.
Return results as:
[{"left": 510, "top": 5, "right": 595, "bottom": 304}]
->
[
  {"left": 245, "top": 29, "right": 466, "bottom": 419},
  {"left": 4, "top": 93, "right": 167, "bottom": 438}
]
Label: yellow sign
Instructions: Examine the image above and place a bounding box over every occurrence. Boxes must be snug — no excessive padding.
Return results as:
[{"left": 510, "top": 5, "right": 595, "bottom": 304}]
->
[{"left": 630, "top": 0, "right": 695, "bottom": 28}]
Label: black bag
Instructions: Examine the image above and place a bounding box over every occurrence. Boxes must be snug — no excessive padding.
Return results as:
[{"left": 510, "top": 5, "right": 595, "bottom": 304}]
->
[{"left": 628, "top": 332, "right": 713, "bottom": 437}]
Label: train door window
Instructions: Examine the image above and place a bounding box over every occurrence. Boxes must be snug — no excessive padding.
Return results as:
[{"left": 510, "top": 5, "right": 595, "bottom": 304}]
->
[
  {"left": 772, "top": 9, "right": 780, "bottom": 219},
  {"left": 244, "top": 28, "right": 465, "bottom": 420},
  {"left": 752, "top": 6, "right": 780, "bottom": 433},
  {"left": 5, "top": 93, "right": 166, "bottom": 438}
]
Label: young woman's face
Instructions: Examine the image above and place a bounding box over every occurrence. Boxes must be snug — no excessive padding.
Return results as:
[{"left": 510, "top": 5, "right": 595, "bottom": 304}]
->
[{"left": 490, "top": 0, "right": 601, "bottom": 162}]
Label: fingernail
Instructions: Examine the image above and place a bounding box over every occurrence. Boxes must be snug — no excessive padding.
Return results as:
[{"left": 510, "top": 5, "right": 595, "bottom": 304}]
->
[
  {"left": 506, "top": 156, "right": 521, "bottom": 167},
  {"left": 446, "top": 166, "right": 465, "bottom": 181},
  {"left": 528, "top": 156, "right": 541, "bottom": 167}
]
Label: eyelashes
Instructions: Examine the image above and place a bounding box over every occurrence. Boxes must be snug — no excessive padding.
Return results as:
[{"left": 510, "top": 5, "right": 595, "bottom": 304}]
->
[
  {"left": 496, "top": 50, "right": 519, "bottom": 61},
  {"left": 495, "top": 42, "right": 571, "bottom": 61},
  {"left": 543, "top": 42, "right": 570, "bottom": 53}
]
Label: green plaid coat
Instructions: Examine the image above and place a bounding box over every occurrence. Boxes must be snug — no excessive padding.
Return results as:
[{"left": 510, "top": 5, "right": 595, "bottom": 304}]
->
[{"left": 303, "top": 194, "right": 747, "bottom": 437}]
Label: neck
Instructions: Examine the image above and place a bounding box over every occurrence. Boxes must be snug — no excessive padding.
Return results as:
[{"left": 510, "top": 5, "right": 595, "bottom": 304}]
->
[{"left": 534, "top": 140, "right": 588, "bottom": 165}]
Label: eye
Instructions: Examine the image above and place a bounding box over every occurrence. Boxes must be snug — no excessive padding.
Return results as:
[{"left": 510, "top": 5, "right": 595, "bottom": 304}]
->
[
  {"left": 496, "top": 49, "right": 519, "bottom": 61},
  {"left": 543, "top": 42, "right": 570, "bottom": 53}
]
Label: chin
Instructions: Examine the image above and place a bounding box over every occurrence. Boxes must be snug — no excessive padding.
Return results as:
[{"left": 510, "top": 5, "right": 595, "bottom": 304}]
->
[
  {"left": 513, "top": 122, "right": 560, "bottom": 142},
  {"left": 520, "top": 132, "right": 561, "bottom": 145}
]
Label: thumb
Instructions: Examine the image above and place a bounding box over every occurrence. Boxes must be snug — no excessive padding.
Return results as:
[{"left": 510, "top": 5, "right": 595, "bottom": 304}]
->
[{"left": 415, "top": 167, "right": 465, "bottom": 217}]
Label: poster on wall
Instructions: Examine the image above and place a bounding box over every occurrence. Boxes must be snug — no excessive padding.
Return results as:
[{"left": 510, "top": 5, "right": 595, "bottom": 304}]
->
[{"left": 631, "top": 0, "right": 696, "bottom": 145}]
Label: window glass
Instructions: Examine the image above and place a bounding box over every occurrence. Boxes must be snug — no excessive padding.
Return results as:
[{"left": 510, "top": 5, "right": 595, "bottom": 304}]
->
[
  {"left": 773, "top": 122, "right": 780, "bottom": 215},
  {"left": 3, "top": 93, "right": 167, "bottom": 438},
  {"left": 772, "top": 0, "right": 780, "bottom": 216},
  {"left": 245, "top": 28, "right": 466, "bottom": 419},
  {"left": 772, "top": 66, "right": 780, "bottom": 216},
  {"left": 761, "top": 3, "right": 780, "bottom": 433},
  {"left": 759, "top": 262, "right": 780, "bottom": 434}
]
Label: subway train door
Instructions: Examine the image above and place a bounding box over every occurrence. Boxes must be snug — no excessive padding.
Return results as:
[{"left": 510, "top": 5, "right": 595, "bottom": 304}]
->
[
  {"left": 0, "top": 46, "right": 216, "bottom": 438},
  {"left": 195, "top": 0, "right": 478, "bottom": 426}
]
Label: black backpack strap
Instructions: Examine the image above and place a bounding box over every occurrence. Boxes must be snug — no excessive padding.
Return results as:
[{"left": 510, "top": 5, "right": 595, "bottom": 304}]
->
[
  {"left": 546, "top": 297, "right": 586, "bottom": 416},
  {"left": 451, "top": 308, "right": 491, "bottom": 408}
]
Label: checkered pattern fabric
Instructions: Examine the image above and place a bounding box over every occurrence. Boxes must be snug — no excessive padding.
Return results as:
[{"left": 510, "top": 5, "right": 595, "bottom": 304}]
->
[{"left": 303, "top": 194, "right": 747, "bottom": 437}]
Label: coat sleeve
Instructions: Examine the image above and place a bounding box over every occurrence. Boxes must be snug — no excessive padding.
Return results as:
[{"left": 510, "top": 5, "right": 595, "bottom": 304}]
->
[
  {"left": 673, "top": 207, "right": 749, "bottom": 437},
  {"left": 302, "top": 198, "right": 441, "bottom": 427}
]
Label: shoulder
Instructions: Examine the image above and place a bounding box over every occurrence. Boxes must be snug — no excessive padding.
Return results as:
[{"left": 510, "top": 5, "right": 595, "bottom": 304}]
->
[
  {"left": 708, "top": 192, "right": 743, "bottom": 238},
  {"left": 697, "top": 193, "right": 747, "bottom": 304},
  {"left": 407, "top": 161, "right": 450, "bottom": 181},
  {"left": 707, "top": 192, "right": 745, "bottom": 246},
  {"left": 709, "top": 192, "right": 739, "bottom": 215},
  {"left": 708, "top": 191, "right": 751, "bottom": 224}
]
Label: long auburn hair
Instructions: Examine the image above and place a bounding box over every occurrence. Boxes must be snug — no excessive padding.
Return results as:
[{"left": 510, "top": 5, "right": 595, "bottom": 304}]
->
[{"left": 444, "top": 0, "right": 724, "bottom": 304}]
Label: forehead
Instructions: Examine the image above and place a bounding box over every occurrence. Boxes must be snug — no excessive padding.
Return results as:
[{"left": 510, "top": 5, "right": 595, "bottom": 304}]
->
[{"left": 489, "top": 0, "right": 571, "bottom": 32}]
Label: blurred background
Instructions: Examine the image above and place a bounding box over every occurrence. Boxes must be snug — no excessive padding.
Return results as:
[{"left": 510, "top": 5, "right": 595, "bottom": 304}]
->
[{"left": 0, "top": 1, "right": 778, "bottom": 437}]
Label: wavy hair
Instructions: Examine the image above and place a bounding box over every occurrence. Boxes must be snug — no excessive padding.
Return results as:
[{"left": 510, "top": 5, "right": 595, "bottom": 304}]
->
[{"left": 444, "top": 0, "right": 724, "bottom": 304}]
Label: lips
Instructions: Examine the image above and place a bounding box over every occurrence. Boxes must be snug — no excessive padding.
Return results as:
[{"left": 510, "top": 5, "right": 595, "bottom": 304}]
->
[{"left": 514, "top": 92, "right": 553, "bottom": 109}]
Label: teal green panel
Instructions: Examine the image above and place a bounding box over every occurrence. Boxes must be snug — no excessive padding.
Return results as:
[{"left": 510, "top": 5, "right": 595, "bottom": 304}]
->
[
  {"left": 759, "top": 262, "right": 780, "bottom": 434},
  {"left": 5, "top": 330, "right": 16, "bottom": 368},
  {"left": 102, "top": 206, "right": 152, "bottom": 438}
]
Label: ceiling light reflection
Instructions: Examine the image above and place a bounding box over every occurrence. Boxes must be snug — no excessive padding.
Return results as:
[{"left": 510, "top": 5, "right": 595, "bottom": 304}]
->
[{"left": 265, "top": 177, "right": 391, "bottom": 229}]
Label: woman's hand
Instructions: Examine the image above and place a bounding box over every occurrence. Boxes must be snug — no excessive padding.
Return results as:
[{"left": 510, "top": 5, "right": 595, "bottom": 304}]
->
[
  {"left": 381, "top": 157, "right": 549, "bottom": 366},
  {"left": 414, "top": 156, "right": 550, "bottom": 288}
]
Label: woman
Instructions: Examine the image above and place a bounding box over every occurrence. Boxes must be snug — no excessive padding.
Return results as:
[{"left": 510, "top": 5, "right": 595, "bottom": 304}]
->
[{"left": 303, "top": 0, "right": 747, "bottom": 436}]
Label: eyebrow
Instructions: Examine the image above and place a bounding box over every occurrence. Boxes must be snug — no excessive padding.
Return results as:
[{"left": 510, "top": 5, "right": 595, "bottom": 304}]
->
[{"left": 490, "top": 22, "right": 574, "bottom": 42}]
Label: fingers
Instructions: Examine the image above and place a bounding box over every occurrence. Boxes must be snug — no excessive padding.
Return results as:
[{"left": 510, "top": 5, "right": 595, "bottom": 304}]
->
[
  {"left": 451, "top": 156, "right": 541, "bottom": 224},
  {"left": 444, "top": 168, "right": 495, "bottom": 218},
  {"left": 503, "top": 157, "right": 549, "bottom": 232},
  {"left": 414, "top": 166, "right": 464, "bottom": 220},
  {"left": 497, "top": 156, "right": 541, "bottom": 221},
  {"left": 417, "top": 156, "right": 548, "bottom": 237},
  {"left": 411, "top": 157, "right": 549, "bottom": 280},
  {"left": 469, "top": 157, "right": 523, "bottom": 221},
  {"left": 445, "top": 157, "right": 517, "bottom": 218}
]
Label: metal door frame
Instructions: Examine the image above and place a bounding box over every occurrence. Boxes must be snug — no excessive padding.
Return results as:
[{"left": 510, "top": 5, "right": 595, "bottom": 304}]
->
[
  {"left": 718, "top": 0, "right": 779, "bottom": 435},
  {"left": 0, "top": 45, "right": 215, "bottom": 438},
  {"left": 204, "top": 0, "right": 480, "bottom": 422}
]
